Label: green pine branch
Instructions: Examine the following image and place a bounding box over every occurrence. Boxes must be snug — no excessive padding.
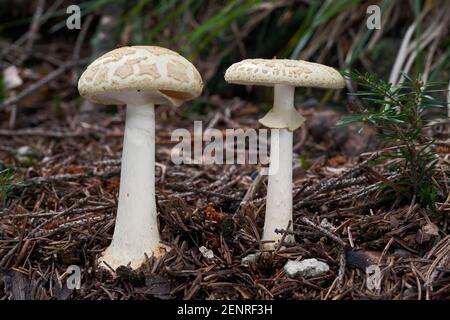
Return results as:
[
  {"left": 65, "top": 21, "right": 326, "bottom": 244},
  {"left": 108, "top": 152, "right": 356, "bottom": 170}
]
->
[{"left": 340, "top": 70, "right": 448, "bottom": 210}]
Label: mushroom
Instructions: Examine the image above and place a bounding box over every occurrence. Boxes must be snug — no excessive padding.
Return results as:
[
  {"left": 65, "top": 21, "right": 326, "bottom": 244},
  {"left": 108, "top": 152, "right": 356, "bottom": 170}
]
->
[
  {"left": 225, "top": 59, "right": 344, "bottom": 248},
  {"left": 78, "top": 46, "right": 203, "bottom": 270}
]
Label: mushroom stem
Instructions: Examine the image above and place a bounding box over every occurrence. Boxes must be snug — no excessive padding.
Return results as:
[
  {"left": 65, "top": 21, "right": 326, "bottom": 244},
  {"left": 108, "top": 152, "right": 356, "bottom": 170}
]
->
[
  {"left": 262, "top": 84, "right": 296, "bottom": 247},
  {"left": 99, "top": 103, "right": 167, "bottom": 270}
]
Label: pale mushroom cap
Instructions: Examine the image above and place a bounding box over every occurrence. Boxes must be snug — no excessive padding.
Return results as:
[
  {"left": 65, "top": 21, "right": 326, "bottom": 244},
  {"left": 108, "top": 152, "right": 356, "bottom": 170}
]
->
[
  {"left": 78, "top": 46, "right": 203, "bottom": 106},
  {"left": 225, "top": 59, "right": 344, "bottom": 89}
]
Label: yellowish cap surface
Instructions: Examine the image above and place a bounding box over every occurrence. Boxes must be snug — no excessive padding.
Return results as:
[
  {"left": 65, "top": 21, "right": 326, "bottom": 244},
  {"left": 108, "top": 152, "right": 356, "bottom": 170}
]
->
[{"left": 225, "top": 59, "right": 344, "bottom": 89}]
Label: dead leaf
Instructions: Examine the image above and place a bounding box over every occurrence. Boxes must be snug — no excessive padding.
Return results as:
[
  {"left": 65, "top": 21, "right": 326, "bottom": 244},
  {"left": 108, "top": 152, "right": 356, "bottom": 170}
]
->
[
  {"left": 1, "top": 271, "right": 32, "bottom": 300},
  {"left": 346, "top": 250, "right": 383, "bottom": 270},
  {"left": 53, "top": 284, "right": 74, "bottom": 300},
  {"left": 327, "top": 155, "right": 347, "bottom": 166},
  {"left": 142, "top": 274, "right": 173, "bottom": 299},
  {"left": 116, "top": 266, "right": 145, "bottom": 286},
  {"left": 204, "top": 206, "right": 225, "bottom": 224},
  {"left": 60, "top": 165, "right": 84, "bottom": 175}
]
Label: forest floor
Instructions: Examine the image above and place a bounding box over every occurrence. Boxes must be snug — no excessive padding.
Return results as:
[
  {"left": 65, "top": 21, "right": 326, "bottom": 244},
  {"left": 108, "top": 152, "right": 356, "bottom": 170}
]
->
[
  {"left": 0, "top": 92, "right": 449, "bottom": 300},
  {"left": 0, "top": 19, "right": 449, "bottom": 298}
]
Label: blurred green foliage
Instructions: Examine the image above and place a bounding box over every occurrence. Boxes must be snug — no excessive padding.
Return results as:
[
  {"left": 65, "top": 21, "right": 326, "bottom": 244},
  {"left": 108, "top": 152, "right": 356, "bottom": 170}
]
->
[
  {"left": 86, "top": 0, "right": 450, "bottom": 99},
  {"left": 0, "top": 165, "right": 15, "bottom": 202}
]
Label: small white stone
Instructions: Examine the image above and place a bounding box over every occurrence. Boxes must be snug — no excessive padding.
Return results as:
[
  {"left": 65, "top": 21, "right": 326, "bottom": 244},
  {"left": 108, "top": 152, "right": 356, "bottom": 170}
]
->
[
  {"left": 16, "top": 146, "right": 32, "bottom": 156},
  {"left": 3, "top": 65, "right": 23, "bottom": 90},
  {"left": 241, "top": 253, "right": 261, "bottom": 266},
  {"left": 15, "top": 146, "right": 33, "bottom": 163},
  {"left": 284, "top": 258, "right": 330, "bottom": 278},
  {"left": 422, "top": 223, "right": 439, "bottom": 236},
  {"left": 320, "top": 218, "right": 335, "bottom": 231},
  {"left": 199, "top": 246, "right": 214, "bottom": 259}
]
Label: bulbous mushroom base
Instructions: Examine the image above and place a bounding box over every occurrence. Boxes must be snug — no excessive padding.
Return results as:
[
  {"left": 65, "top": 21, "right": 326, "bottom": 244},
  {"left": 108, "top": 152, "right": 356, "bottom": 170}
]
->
[{"left": 98, "top": 243, "right": 171, "bottom": 271}]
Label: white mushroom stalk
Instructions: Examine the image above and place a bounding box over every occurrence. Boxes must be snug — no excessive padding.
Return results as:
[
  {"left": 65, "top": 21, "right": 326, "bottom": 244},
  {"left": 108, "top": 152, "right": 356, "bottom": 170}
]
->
[
  {"left": 78, "top": 46, "right": 203, "bottom": 270},
  {"left": 225, "top": 59, "right": 344, "bottom": 249},
  {"left": 261, "top": 84, "right": 298, "bottom": 245}
]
